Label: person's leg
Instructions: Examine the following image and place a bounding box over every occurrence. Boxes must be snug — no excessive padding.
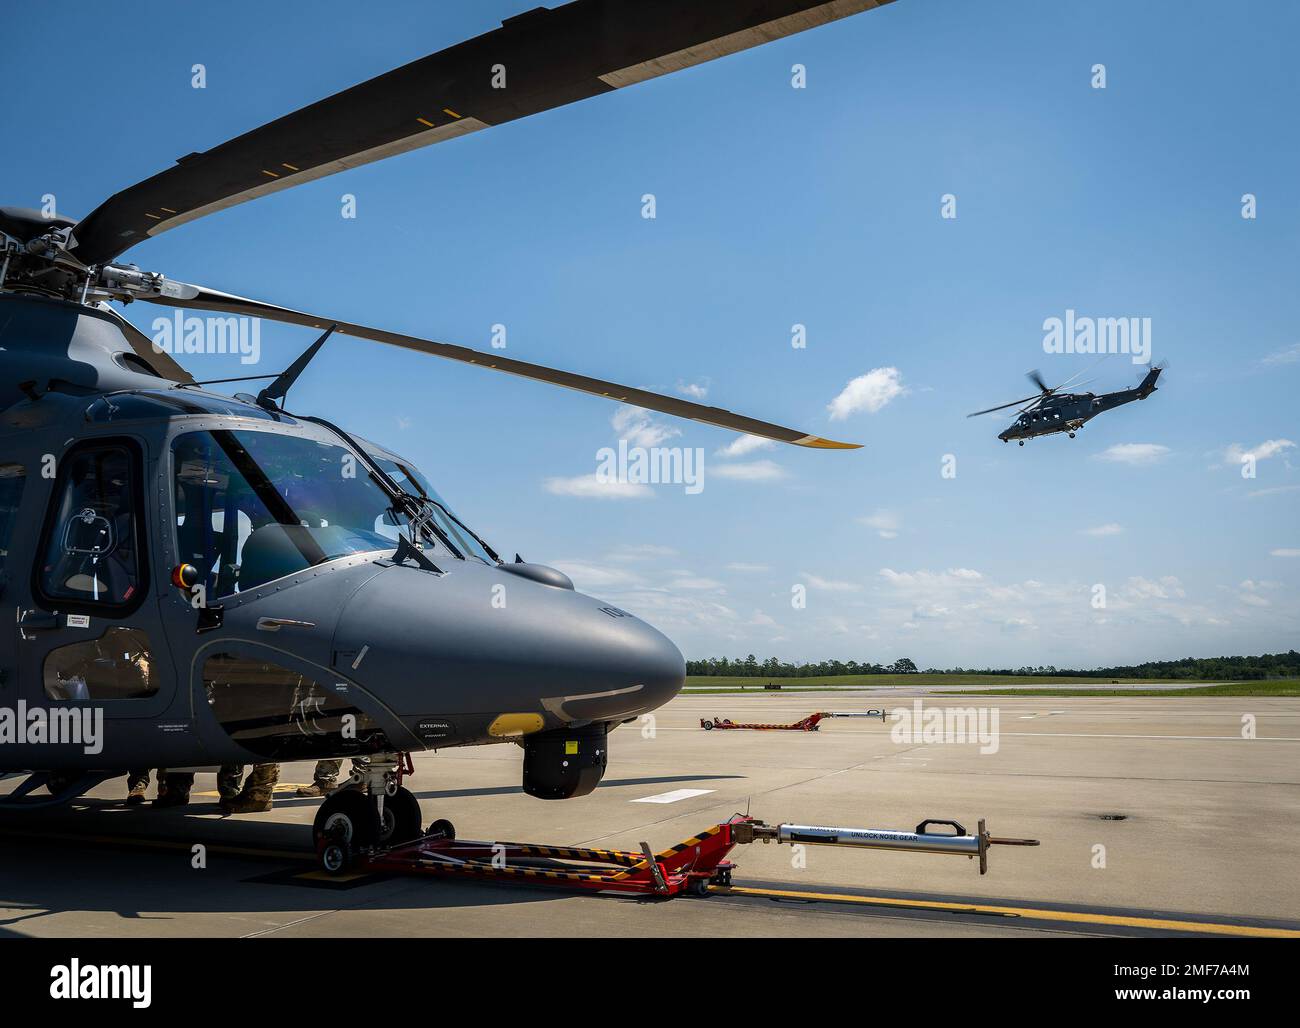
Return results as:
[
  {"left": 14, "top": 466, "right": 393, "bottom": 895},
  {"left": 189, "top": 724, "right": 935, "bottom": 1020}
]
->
[
  {"left": 153, "top": 770, "right": 194, "bottom": 807},
  {"left": 125, "top": 768, "right": 150, "bottom": 805},
  {"left": 216, "top": 765, "right": 244, "bottom": 801},
  {"left": 296, "top": 759, "right": 343, "bottom": 797},
  {"left": 224, "top": 764, "right": 280, "bottom": 813}
]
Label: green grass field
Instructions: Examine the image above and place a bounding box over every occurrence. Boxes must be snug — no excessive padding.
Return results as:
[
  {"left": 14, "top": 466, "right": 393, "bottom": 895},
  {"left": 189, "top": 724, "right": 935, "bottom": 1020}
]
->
[
  {"left": 683, "top": 674, "right": 1300, "bottom": 697},
  {"left": 935, "top": 680, "right": 1300, "bottom": 698}
]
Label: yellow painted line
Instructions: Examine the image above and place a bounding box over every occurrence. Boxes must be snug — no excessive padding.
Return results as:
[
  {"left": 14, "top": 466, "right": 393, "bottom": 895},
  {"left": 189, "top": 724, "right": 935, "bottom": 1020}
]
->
[
  {"left": 194, "top": 783, "right": 310, "bottom": 798},
  {"left": 144, "top": 213, "right": 161, "bottom": 220},
  {"left": 442, "top": 107, "right": 461, "bottom": 118},
  {"left": 281, "top": 162, "right": 300, "bottom": 171},
  {"left": 416, "top": 117, "right": 435, "bottom": 127},
  {"left": 261, "top": 169, "right": 280, "bottom": 178},
  {"left": 713, "top": 885, "right": 1300, "bottom": 938}
]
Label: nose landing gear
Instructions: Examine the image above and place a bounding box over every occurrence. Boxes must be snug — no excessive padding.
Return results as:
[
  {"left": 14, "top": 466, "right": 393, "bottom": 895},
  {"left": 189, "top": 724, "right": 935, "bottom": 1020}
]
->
[{"left": 313, "top": 751, "right": 425, "bottom": 872}]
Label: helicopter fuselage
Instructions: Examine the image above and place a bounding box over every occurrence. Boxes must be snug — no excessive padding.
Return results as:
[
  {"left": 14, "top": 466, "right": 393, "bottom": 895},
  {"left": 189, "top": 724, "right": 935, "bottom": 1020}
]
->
[
  {"left": 998, "top": 369, "right": 1161, "bottom": 443},
  {"left": 0, "top": 292, "right": 684, "bottom": 796}
]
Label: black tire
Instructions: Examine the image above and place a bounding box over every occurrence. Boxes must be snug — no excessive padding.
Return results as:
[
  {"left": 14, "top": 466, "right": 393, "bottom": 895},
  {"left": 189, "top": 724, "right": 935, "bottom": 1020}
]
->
[
  {"left": 426, "top": 817, "right": 456, "bottom": 841},
  {"left": 377, "top": 787, "right": 422, "bottom": 846},
  {"left": 313, "top": 789, "right": 377, "bottom": 872},
  {"left": 702, "top": 721, "right": 713, "bottom": 731}
]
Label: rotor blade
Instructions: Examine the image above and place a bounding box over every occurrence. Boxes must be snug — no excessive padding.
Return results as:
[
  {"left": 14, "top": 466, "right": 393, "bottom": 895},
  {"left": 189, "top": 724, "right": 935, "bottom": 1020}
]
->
[
  {"left": 142, "top": 283, "right": 859, "bottom": 449},
  {"left": 1026, "top": 369, "right": 1050, "bottom": 394},
  {"left": 967, "top": 394, "right": 1041, "bottom": 418},
  {"left": 96, "top": 303, "right": 195, "bottom": 384},
  {"left": 70, "top": 0, "right": 895, "bottom": 265}
]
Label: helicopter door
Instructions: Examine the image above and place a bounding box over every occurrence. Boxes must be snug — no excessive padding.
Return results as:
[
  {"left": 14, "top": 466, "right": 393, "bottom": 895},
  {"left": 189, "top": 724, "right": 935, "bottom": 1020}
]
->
[{"left": 16, "top": 438, "right": 175, "bottom": 720}]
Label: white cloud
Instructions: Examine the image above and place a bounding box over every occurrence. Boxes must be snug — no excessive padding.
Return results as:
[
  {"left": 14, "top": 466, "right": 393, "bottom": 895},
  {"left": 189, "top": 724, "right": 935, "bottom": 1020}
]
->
[
  {"left": 1082, "top": 522, "right": 1124, "bottom": 537},
  {"left": 544, "top": 474, "right": 653, "bottom": 500},
  {"left": 608, "top": 544, "right": 677, "bottom": 561},
  {"left": 801, "top": 572, "right": 861, "bottom": 592},
  {"left": 1260, "top": 343, "right": 1300, "bottom": 366},
  {"left": 1271, "top": 548, "right": 1300, "bottom": 558},
  {"left": 1124, "top": 575, "right": 1186, "bottom": 600},
  {"left": 712, "top": 459, "right": 786, "bottom": 481},
  {"left": 677, "top": 379, "right": 709, "bottom": 400},
  {"left": 611, "top": 404, "right": 680, "bottom": 449},
  {"left": 1223, "top": 439, "right": 1295, "bottom": 465},
  {"left": 716, "top": 434, "right": 775, "bottom": 458},
  {"left": 668, "top": 576, "right": 725, "bottom": 591},
  {"left": 1095, "top": 443, "right": 1171, "bottom": 465},
  {"left": 858, "top": 509, "right": 900, "bottom": 539},
  {"left": 827, "top": 367, "right": 907, "bottom": 420},
  {"left": 725, "top": 562, "right": 770, "bottom": 572}
]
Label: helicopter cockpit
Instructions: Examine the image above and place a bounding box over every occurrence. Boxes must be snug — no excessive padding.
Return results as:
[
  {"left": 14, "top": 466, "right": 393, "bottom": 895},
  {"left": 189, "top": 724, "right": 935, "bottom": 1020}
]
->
[{"left": 172, "top": 425, "right": 493, "bottom": 600}]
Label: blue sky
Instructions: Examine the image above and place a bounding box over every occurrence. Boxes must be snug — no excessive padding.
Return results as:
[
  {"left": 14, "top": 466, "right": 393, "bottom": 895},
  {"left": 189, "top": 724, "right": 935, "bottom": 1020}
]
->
[{"left": 5, "top": 0, "right": 1298, "bottom": 667}]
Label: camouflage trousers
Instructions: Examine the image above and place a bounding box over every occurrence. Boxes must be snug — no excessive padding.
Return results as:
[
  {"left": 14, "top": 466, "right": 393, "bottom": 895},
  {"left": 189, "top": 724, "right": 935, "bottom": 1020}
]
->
[
  {"left": 219, "top": 763, "right": 281, "bottom": 803},
  {"left": 312, "top": 757, "right": 369, "bottom": 787},
  {"left": 126, "top": 768, "right": 150, "bottom": 790}
]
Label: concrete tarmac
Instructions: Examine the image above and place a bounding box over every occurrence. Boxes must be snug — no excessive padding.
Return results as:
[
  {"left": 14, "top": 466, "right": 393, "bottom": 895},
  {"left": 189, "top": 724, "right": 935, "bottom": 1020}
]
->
[{"left": 2, "top": 692, "right": 1297, "bottom": 938}]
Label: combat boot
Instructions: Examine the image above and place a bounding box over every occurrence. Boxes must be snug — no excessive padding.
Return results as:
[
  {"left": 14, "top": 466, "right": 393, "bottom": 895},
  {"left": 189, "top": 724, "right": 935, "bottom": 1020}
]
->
[{"left": 126, "top": 781, "right": 148, "bottom": 805}]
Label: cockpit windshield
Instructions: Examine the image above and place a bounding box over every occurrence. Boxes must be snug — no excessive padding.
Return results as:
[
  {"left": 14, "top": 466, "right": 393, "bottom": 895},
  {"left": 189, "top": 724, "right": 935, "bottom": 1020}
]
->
[
  {"left": 367, "top": 454, "right": 495, "bottom": 565},
  {"left": 172, "top": 429, "right": 456, "bottom": 597}
]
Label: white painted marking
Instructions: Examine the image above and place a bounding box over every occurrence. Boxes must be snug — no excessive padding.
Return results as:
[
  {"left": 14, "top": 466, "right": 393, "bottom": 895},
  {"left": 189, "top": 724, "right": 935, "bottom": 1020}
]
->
[{"left": 631, "top": 788, "right": 715, "bottom": 804}]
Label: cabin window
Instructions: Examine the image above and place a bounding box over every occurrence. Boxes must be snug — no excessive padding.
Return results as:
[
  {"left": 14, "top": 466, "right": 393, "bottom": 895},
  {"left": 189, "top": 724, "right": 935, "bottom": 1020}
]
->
[
  {"left": 37, "top": 442, "right": 145, "bottom": 612},
  {"left": 43, "top": 626, "right": 157, "bottom": 700},
  {"left": 0, "top": 462, "right": 26, "bottom": 584},
  {"left": 202, "top": 653, "right": 389, "bottom": 759}
]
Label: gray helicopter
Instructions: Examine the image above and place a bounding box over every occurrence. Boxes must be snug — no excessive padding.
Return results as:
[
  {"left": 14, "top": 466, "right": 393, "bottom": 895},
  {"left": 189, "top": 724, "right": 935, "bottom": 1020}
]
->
[
  {"left": 0, "top": 0, "right": 871, "bottom": 851},
  {"left": 969, "top": 366, "right": 1163, "bottom": 445}
]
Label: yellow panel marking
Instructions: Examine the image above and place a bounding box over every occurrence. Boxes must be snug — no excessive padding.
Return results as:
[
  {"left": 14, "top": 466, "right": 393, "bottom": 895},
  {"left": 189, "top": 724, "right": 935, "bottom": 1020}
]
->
[
  {"left": 261, "top": 169, "right": 280, "bottom": 178},
  {"left": 564, "top": 740, "right": 579, "bottom": 755},
  {"left": 416, "top": 117, "right": 435, "bottom": 127},
  {"left": 160, "top": 207, "right": 177, "bottom": 214},
  {"left": 442, "top": 107, "right": 462, "bottom": 118},
  {"left": 144, "top": 213, "right": 162, "bottom": 220},
  {"left": 714, "top": 886, "right": 1300, "bottom": 938},
  {"left": 488, "top": 713, "right": 545, "bottom": 737},
  {"left": 281, "top": 162, "right": 300, "bottom": 171}
]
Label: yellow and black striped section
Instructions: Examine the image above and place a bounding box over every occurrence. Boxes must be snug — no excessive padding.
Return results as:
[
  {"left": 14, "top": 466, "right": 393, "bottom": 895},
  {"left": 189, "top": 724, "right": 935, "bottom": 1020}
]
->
[{"left": 416, "top": 857, "right": 616, "bottom": 884}]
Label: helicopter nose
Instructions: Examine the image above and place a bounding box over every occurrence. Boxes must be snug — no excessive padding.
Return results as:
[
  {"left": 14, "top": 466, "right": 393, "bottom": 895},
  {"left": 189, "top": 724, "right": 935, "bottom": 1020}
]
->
[{"left": 332, "top": 564, "right": 685, "bottom": 723}]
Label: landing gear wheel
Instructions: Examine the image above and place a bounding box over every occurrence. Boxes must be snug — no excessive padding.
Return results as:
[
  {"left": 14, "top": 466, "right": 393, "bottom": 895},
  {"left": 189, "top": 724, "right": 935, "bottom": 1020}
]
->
[
  {"left": 1068, "top": 431, "right": 1076, "bottom": 438},
  {"left": 1018, "top": 440, "right": 1024, "bottom": 446},
  {"left": 426, "top": 818, "right": 456, "bottom": 841},
  {"left": 313, "top": 789, "right": 376, "bottom": 874},
  {"left": 376, "top": 786, "right": 422, "bottom": 846},
  {"left": 702, "top": 721, "right": 714, "bottom": 730}
]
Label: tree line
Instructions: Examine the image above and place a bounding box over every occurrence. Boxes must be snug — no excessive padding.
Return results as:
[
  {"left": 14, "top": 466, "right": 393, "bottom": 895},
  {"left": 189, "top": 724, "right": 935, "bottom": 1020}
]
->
[{"left": 685, "top": 650, "right": 1300, "bottom": 681}]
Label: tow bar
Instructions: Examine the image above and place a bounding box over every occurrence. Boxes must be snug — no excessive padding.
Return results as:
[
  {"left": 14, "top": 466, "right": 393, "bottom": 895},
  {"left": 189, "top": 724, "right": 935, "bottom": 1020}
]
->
[
  {"left": 701, "top": 710, "right": 885, "bottom": 731},
  {"left": 318, "top": 812, "right": 1038, "bottom": 896}
]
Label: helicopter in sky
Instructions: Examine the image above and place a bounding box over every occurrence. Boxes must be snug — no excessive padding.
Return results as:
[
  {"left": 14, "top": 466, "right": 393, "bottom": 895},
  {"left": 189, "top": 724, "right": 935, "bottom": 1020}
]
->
[
  {"left": 0, "top": 0, "right": 874, "bottom": 855},
  {"left": 968, "top": 365, "right": 1164, "bottom": 445}
]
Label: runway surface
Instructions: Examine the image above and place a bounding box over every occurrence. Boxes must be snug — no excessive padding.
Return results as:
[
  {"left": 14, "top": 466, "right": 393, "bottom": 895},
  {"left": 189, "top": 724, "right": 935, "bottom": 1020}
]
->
[{"left": 2, "top": 692, "right": 1298, "bottom": 938}]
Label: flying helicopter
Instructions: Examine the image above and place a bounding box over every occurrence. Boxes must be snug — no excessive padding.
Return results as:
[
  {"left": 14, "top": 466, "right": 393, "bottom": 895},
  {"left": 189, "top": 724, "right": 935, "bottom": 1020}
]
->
[
  {"left": 0, "top": 1, "right": 877, "bottom": 854},
  {"left": 968, "top": 365, "right": 1164, "bottom": 445}
]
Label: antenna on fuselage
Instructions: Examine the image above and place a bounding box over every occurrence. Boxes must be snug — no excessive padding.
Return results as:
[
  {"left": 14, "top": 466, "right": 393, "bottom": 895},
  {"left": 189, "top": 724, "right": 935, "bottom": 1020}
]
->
[{"left": 256, "top": 323, "right": 337, "bottom": 410}]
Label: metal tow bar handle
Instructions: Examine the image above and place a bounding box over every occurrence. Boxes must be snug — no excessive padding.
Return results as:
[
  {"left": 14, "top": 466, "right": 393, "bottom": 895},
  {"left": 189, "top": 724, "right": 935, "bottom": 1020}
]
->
[{"left": 732, "top": 817, "right": 1039, "bottom": 874}]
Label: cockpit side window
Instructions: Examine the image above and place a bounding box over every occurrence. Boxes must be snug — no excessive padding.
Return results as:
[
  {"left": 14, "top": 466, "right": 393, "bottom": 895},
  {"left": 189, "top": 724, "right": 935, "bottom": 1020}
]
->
[{"left": 36, "top": 442, "right": 146, "bottom": 614}]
